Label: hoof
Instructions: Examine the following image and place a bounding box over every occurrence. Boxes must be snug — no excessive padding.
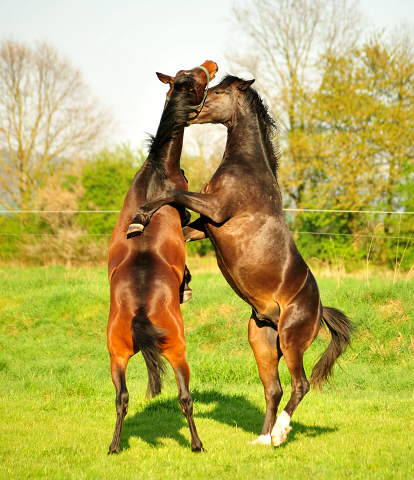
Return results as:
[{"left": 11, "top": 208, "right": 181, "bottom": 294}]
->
[
  {"left": 108, "top": 446, "right": 120, "bottom": 454},
  {"left": 271, "top": 426, "right": 292, "bottom": 447},
  {"left": 249, "top": 434, "right": 272, "bottom": 445},
  {"left": 180, "top": 289, "right": 193, "bottom": 304},
  {"left": 127, "top": 223, "right": 144, "bottom": 239},
  {"left": 192, "top": 443, "right": 204, "bottom": 453}
]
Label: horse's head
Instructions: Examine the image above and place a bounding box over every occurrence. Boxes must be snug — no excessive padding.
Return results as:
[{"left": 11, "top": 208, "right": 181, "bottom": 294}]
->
[
  {"left": 189, "top": 75, "right": 255, "bottom": 126},
  {"left": 156, "top": 60, "right": 218, "bottom": 112}
]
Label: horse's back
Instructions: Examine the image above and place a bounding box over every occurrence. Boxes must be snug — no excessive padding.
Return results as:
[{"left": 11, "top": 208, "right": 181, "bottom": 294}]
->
[{"left": 109, "top": 206, "right": 185, "bottom": 325}]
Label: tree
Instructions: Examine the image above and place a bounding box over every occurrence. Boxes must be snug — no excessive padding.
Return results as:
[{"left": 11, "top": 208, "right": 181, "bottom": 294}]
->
[
  {"left": 0, "top": 39, "right": 112, "bottom": 213},
  {"left": 229, "top": 0, "right": 364, "bottom": 209},
  {"left": 77, "top": 144, "right": 144, "bottom": 235},
  {"left": 310, "top": 34, "right": 414, "bottom": 211},
  {"left": 0, "top": 144, "right": 145, "bottom": 264},
  {"left": 291, "top": 33, "right": 414, "bottom": 267}
]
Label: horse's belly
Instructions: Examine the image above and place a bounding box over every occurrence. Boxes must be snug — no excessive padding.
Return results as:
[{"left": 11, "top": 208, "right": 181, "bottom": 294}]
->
[{"left": 206, "top": 214, "right": 309, "bottom": 313}]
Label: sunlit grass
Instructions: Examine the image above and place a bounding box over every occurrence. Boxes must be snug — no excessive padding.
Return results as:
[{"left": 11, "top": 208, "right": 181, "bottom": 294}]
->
[{"left": 0, "top": 266, "right": 413, "bottom": 479}]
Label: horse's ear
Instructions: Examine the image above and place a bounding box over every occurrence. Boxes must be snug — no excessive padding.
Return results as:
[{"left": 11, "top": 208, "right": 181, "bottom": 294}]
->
[
  {"left": 236, "top": 79, "right": 255, "bottom": 91},
  {"left": 156, "top": 72, "right": 174, "bottom": 85}
]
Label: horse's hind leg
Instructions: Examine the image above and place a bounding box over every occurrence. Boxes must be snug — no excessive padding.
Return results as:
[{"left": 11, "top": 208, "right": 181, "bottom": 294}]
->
[
  {"left": 108, "top": 356, "right": 129, "bottom": 454},
  {"left": 164, "top": 348, "right": 203, "bottom": 452},
  {"left": 271, "top": 305, "right": 320, "bottom": 447},
  {"left": 248, "top": 315, "right": 283, "bottom": 445}
]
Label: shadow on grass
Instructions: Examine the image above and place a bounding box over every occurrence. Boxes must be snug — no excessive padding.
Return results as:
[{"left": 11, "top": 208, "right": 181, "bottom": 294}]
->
[
  {"left": 119, "top": 389, "right": 336, "bottom": 452},
  {"left": 278, "top": 421, "right": 337, "bottom": 450}
]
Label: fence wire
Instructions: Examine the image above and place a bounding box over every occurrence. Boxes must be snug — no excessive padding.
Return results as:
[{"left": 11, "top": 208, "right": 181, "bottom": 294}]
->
[
  {"left": 1, "top": 208, "right": 414, "bottom": 215},
  {"left": 0, "top": 208, "right": 413, "bottom": 240}
]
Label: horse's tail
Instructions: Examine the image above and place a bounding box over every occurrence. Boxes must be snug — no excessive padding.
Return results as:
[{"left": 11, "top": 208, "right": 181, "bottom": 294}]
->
[
  {"left": 310, "top": 306, "right": 354, "bottom": 390},
  {"left": 132, "top": 309, "right": 166, "bottom": 398}
]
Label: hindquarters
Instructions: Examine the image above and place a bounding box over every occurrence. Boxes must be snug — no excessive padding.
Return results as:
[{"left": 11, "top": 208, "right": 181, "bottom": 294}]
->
[
  {"left": 310, "top": 307, "right": 354, "bottom": 389},
  {"left": 107, "top": 266, "right": 183, "bottom": 399}
]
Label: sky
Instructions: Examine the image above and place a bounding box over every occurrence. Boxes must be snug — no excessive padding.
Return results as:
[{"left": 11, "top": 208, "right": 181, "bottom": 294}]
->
[{"left": 1, "top": 0, "right": 414, "bottom": 149}]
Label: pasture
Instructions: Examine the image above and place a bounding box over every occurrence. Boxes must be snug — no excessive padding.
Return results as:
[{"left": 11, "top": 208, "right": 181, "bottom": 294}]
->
[{"left": 0, "top": 263, "right": 413, "bottom": 479}]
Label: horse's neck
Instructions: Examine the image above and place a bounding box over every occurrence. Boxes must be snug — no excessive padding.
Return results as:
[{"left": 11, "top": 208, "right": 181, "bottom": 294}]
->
[
  {"left": 145, "top": 127, "right": 186, "bottom": 200},
  {"left": 225, "top": 111, "right": 277, "bottom": 175},
  {"left": 159, "top": 128, "right": 185, "bottom": 177}
]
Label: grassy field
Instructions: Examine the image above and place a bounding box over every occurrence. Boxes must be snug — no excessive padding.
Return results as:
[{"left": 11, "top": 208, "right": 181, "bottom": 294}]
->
[{"left": 0, "top": 263, "right": 413, "bottom": 479}]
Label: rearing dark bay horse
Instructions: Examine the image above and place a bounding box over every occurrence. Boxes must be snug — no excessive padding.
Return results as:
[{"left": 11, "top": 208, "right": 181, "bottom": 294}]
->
[
  {"left": 107, "top": 61, "right": 218, "bottom": 454},
  {"left": 127, "top": 75, "right": 353, "bottom": 447}
]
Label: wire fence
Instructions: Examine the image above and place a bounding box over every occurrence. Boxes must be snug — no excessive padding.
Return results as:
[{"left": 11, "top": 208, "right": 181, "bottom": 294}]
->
[
  {"left": 2, "top": 208, "right": 414, "bottom": 214},
  {"left": 0, "top": 208, "right": 413, "bottom": 239}
]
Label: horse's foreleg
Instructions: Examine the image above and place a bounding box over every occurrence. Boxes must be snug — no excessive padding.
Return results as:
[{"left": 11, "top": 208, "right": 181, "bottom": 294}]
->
[
  {"left": 127, "top": 190, "right": 227, "bottom": 238},
  {"left": 183, "top": 216, "right": 208, "bottom": 242},
  {"left": 248, "top": 315, "right": 283, "bottom": 445},
  {"left": 108, "top": 356, "right": 129, "bottom": 454}
]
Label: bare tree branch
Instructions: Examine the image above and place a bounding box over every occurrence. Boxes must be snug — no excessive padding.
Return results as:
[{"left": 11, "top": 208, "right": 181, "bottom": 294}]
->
[
  {"left": 0, "top": 39, "right": 113, "bottom": 212},
  {"left": 227, "top": 0, "right": 365, "bottom": 209}
]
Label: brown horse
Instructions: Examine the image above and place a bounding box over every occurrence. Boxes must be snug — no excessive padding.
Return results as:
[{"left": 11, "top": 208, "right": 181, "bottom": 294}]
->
[
  {"left": 127, "top": 75, "right": 353, "bottom": 447},
  {"left": 107, "top": 61, "right": 218, "bottom": 454}
]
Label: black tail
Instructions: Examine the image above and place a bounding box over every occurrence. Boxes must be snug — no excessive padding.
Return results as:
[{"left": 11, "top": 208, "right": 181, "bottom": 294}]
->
[
  {"left": 310, "top": 306, "right": 354, "bottom": 390},
  {"left": 132, "top": 310, "right": 166, "bottom": 398}
]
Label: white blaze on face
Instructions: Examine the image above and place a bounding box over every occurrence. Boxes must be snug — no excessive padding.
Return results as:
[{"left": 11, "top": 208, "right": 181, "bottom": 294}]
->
[{"left": 271, "top": 411, "right": 292, "bottom": 447}]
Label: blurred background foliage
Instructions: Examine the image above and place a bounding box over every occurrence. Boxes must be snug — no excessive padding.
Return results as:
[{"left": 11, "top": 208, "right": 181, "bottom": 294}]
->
[{"left": 1, "top": 0, "right": 414, "bottom": 270}]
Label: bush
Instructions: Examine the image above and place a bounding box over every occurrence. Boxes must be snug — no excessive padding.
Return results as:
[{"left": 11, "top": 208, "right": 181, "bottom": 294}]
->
[{"left": 78, "top": 144, "right": 144, "bottom": 235}]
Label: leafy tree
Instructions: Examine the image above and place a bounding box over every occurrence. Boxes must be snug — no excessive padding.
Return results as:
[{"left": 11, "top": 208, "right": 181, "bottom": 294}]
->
[
  {"left": 78, "top": 144, "right": 145, "bottom": 235},
  {"left": 229, "top": 0, "right": 364, "bottom": 209},
  {"left": 293, "top": 33, "right": 414, "bottom": 267}
]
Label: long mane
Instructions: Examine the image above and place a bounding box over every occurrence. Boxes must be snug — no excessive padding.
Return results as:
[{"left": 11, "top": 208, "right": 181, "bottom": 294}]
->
[{"left": 145, "top": 77, "right": 192, "bottom": 199}]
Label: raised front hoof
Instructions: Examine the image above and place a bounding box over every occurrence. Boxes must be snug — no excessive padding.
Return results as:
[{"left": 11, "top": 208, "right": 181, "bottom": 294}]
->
[
  {"left": 182, "top": 209, "right": 192, "bottom": 228},
  {"left": 126, "top": 223, "right": 145, "bottom": 239},
  {"left": 271, "top": 426, "right": 292, "bottom": 447},
  {"left": 180, "top": 289, "right": 193, "bottom": 304}
]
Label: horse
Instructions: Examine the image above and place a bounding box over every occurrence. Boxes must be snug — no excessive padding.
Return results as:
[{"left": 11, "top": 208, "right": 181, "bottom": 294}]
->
[
  {"left": 126, "top": 75, "right": 354, "bottom": 447},
  {"left": 107, "top": 60, "right": 218, "bottom": 454}
]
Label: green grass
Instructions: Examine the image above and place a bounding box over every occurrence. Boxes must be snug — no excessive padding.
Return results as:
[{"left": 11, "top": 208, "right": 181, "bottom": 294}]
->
[{"left": 0, "top": 266, "right": 413, "bottom": 479}]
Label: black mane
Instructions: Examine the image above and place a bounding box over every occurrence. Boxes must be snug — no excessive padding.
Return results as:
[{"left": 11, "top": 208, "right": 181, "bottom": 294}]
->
[{"left": 145, "top": 77, "right": 193, "bottom": 199}]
